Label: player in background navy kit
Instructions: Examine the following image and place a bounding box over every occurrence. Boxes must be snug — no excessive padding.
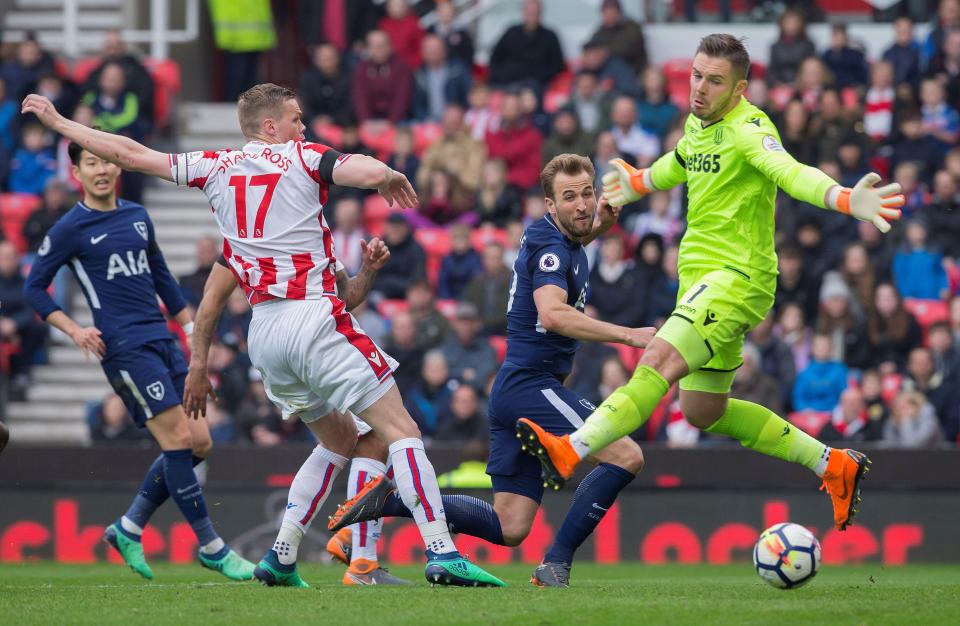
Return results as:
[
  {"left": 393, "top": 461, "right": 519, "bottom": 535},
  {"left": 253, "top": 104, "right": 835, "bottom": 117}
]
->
[
  {"left": 23, "top": 143, "right": 255, "bottom": 582},
  {"left": 329, "top": 155, "right": 654, "bottom": 587}
]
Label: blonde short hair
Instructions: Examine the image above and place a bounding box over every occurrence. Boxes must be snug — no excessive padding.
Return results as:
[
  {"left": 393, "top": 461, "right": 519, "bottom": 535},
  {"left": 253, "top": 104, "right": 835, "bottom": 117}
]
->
[
  {"left": 540, "top": 153, "right": 595, "bottom": 200},
  {"left": 237, "top": 83, "right": 296, "bottom": 137}
]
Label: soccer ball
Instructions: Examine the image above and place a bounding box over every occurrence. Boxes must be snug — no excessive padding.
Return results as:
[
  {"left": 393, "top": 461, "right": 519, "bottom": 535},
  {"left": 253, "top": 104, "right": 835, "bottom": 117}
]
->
[{"left": 753, "top": 522, "right": 821, "bottom": 589}]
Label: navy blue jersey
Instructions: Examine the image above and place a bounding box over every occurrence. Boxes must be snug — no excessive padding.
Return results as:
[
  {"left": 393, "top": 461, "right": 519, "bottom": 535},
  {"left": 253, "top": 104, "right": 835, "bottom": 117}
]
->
[
  {"left": 503, "top": 214, "right": 589, "bottom": 378},
  {"left": 24, "top": 199, "right": 187, "bottom": 356}
]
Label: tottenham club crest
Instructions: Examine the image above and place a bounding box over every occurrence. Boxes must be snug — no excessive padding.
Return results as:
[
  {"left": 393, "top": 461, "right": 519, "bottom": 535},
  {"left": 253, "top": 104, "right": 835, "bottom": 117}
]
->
[
  {"left": 539, "top": 252, "right": 560, "bottom": 272},
  {"left": 134, "top": 221, "right": 148, "bottom": 240},
  {"left": 146, "top": 381, "right": 165, "bottom": 401}
]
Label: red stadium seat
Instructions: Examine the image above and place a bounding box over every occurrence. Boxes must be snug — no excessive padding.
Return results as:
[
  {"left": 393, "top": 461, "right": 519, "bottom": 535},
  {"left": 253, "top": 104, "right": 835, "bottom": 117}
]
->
[
  {"left": 436, "top": 299, "right": 458, "bottom": 320},
  {"left": 469, "top": 225, "right": 509, "bottom": 251},
  {"left": 412, "top": 122, "right": 443, "bottom": 156},
  {"left": 0, "top": 193, "right": 43, "bottom": 253},
  {"left": 312, "top": 120, "right": 344, "bottom": 148},
  {"left": 543, "top": 69, "right": 573, "bottom": 114},
  {"left": 143, "top": 58, "right": 182, "bottom": 130},
  {"left": 71, "top": 57, "right": 101, "bottom": 84},
  {"left": 904, "top": 298, "right": 949, "bottom": 343},
  {"left": 377, "top": 299, "right": 409, "bottom": 319},
  {"left": 787, "top": 411, "right": 830, "bottom": 438},
  {"left": 607, "top": 342, "right": 642, "bottom": 370},
  {"left": 0, "top": 341, "right": 19, "bottom": 375},
  {"left": 362, "top": 196, "right": 393, "bottom": 236},
  {"left": 358, "top": 123, "right": 396, "bottom": 160},
  {"left": 415, "top": 228, "right": 452, "bottom": 257},
  {"left": 489, "top": 335, "right": 507, "bottom": 363}
]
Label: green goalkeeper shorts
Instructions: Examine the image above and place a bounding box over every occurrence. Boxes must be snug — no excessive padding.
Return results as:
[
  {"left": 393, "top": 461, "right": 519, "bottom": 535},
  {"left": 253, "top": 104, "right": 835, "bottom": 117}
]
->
[{"left": 656, "top": 266, "right": 775, "bottom": 394}]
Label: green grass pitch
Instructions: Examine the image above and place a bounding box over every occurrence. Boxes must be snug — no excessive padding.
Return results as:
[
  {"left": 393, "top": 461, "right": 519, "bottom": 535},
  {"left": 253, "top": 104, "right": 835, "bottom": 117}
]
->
[{"left": 1, "top": 562, "right": 958, "bottom": 625}]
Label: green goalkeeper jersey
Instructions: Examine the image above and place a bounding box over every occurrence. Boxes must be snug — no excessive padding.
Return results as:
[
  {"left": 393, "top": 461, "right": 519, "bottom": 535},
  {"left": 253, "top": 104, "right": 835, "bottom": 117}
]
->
[{"left": 649, "top": 97, "right": 839, "bottom": 294}]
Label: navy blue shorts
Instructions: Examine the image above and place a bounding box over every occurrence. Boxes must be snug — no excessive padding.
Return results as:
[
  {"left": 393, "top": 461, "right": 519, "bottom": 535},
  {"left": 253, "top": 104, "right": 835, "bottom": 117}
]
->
[
  {"left": 102, "top": 338, "right": 188, "bottom": 427},
  {"left": 486, "top": 364, "right": 596, "bottom": 503}
]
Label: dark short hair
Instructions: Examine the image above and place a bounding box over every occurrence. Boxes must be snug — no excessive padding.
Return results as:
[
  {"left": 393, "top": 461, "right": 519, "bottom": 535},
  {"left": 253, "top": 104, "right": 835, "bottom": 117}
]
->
[
  {"left": 67, "top": 141, "right": 85, "bottom": 165},
  {"left": 696, "top": 33, "right": 750, "bottom": 81}
]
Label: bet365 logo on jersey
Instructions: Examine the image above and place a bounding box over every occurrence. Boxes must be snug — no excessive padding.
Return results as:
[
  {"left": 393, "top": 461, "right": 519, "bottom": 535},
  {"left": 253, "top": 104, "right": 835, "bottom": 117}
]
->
[{"left": 687, "top": 153, "right": 721, "bottom": 173}]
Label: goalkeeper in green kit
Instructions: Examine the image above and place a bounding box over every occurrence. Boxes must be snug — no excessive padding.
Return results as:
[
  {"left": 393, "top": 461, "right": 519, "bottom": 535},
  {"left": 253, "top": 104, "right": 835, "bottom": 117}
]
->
[{"left": 517, "top": 34, "right": 904, "bottom": 532}]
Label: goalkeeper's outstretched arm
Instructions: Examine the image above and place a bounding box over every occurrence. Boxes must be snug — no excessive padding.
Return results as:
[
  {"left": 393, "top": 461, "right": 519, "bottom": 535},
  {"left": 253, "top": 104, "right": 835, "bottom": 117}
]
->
[{"left": 602, "top": 145, "right": 689, "bottom": 206}]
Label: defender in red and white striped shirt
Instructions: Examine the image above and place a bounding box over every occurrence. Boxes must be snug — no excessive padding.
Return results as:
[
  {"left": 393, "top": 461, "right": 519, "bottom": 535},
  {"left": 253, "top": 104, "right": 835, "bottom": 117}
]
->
[{"left": 22, "top": 84, "right": 504, "bottom": 588}]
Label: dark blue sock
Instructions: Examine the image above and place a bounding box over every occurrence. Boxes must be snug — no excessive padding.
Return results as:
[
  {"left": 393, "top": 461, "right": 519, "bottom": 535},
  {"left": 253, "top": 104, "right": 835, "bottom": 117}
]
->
[
  {"left": 124, "top": 454, "right": 204, "bottom": 529},
  {"left": 382, "top": 493, "right": 505, "bottom": 545},
  {"left": 163, "top": 449, "right": 218, "bottom": 546},
  {"left": 544, "top": 463, "right": 635, "bottom": 566}
]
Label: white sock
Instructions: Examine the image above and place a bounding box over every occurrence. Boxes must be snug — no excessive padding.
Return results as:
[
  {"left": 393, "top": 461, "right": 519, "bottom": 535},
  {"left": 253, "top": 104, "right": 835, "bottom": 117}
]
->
[
  {"left": 200, "top": 537, "right": 225, "bottom": 555},
  {"left": 569, "top": 433, "right": 592, "bottom": 460},
  {"left": 347, "top": 457, "right": 386, "bottom": 564},
  {"left": 388, "top": 438, "right": 455, "bottom": 555},
  {"left": 815, "top": 446, "right": 832, "bottom": 478},
  {"left": 120, "top": 516, "right": 143, "bottom": 536},
  {"left": 275, "top": 445, "right": 347, "bottom": 565}
]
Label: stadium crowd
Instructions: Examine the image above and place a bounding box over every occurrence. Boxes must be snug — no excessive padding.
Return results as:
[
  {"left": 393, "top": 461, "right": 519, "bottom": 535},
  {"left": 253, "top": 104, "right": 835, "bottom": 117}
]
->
[{"left": 1, "top": 0, "right": 959, "bottom": 450}]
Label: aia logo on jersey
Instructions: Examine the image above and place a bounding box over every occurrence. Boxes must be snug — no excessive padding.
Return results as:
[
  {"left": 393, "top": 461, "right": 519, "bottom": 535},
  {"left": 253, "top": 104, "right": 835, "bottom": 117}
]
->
[
  {"left": 133, "top": 222, "right": 148, "bottom": 240},
  {"left": 146, "top": 381, "right": 165, "bottom": 401}
]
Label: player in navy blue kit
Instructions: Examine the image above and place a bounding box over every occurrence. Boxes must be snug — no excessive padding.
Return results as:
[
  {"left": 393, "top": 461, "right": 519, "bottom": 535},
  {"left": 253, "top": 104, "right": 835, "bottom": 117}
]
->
[
  {"left": 329, "top": 155, "right": 654, "bottom": 587},
  {"left": 23, "top": 143, "right": 255, "bottom": 582}
]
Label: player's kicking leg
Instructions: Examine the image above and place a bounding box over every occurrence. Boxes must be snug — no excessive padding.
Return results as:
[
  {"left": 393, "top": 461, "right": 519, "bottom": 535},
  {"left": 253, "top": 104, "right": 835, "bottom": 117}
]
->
[
  {"left": 105, "top": 405, "right": 254, "bottom": 581},
  {"left": 517, "top": 272, "right": 869, "bottom": 531},
  {"left": 105, "top": 418, "right": 213, "bottom": 580}
]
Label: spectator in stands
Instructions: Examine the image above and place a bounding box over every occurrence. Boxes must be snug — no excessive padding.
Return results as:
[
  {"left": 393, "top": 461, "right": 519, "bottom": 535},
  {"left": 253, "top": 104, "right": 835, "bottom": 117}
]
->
[
  {"left": 463, "top": 242, "right": 511, "bottom": 335},
  {"left": 731, "top": 342, "right": 783, "bottom": 416},
  {"left": 818, "top": 387, "right": 883, "bottom": 443},
  {"left": 379, "top": 0, "right": 424, "bottom": 69},
  {"left": 485, "top": 91, "right": 543, "bottom": 191},
  {"left": 597, "top": 355, "right": 630, "bottom": 407},
  {"left": 809, "top": 88, "right": 864, "bottom": 165},
  {"left": 588, "top": 0, "right": 646, "bottom": 74},
  {"left": 628, "top": 191, "right": 682, "bottom": 247},
  {"left": 570, "top": 70, "right": 612, "bottom": 136},
  {"left": 488, "top": 0, "right": 565, "bottom": 91},
  {"left": 895, "top": 161, "right": 933, "bottom": 217},
  {"left": 428, "top": 0, "right": 474, "bottom": 66},
  {"left": 775, "top": 243, "right": 821, "bottom": 323},
  {"left": 860, "top": 368, "right": 890, "bottom": 424},
  {"left": 205, "top": 400, "right": 239, "bottom": 443},
  {"left": 542, "top": 108, "right": 593, "bottom": 165},
  {"left": 927, "top": 30, "right": 960, "bottom": 109},
  {"left": 330, "top": 198, "right": 367, "bottom": 275},
  {"left": 215, "top": 291, "right": 252, "bottom": 350},
  {"left": 863, "top": 61, "right": 897, "bottom": 143},
  {"left": 794, "top": 215, "right": 834, "bottom": 284},
  {"left": 924, "top": 0, "right": 960, "bottom": 67},
  {"left": 591, "top": 130, "right": 627, "bottom": 187},
  {"left": 206, "top": 337, "right": 249, "bottom": 415},
  {"left": 920, "top": 77, "right": 960, "bottom": 148},
  {"left": 434, "top": 384, "right": 487, "bottom": 442},
  {"left": 407, "top": 279, "right": 449, "bottom": 349},
  {"left": 921, "top": 170, "right": 960, "bottom": 259},
  {"left": 0, "top": 77, "right": 16, "bottom": 188},
  {"left": 0, "top": 241, "right": 46, "bottom": 398},
  {"left": 519, "top": 85, "right": 551, "bottom": 137},
  {"left": 300, "top": 43, "right": 353, "bottom": 128},
  {"left": 589, "top": 232, "right": 643, "bottom": 327},
  {"left": 437, "top": 224, "right": 482, "bottom": 299},
  {"left": 464, "top": 82, "right": 499, "bottom": 141},
  {"left": 890, "top": 112, "right": 945, "bottom": 184},
  {"left": 838, "top": 242, "right": 877, "bottom": 318},
  {"left": 883, "top": 16, "right": 923, "bottom": 89},
  {"left": 21, "top": 179, "right": 71, "bottom": 254},
  {"left": 792, "top": 333, "right": 849, "bottom": 412},
  {"left": 857, "top": 220, "right": 894, "bottom": 283},
  {"left": 35, "top": 74, "right": 78, "bottom": 125},
  {"left": 298, "top": 0, "right": 381, "bottom": 52},
  {"left": 930, "top": 321, "right": 960, "bottom": 376},
  {"left": 837, "top": 136, "right": 870, "bottom": 189},
  {"left": 868, "top": 282, "right": 923, "bottom": 371},
  {"left": 749, "top": 313, "right": 796, "bottom": 412},
  {"left": 580, "top": 38, "right": 638, "bottom": 98},
  {"left": 383, "top": 310, "right": 424, "bottom": 395},
  {"left": 1, "top": 35, "right": 55, "bottom": 101},
  {"left": 374, "top": 213, "right": 426, "bottom": 299},
  {"left": 609, "top": 96, "right": 659, "bottom": 168},
  {"left": 237, "top": 376, "right": 310, "bottom": 445},
  {"left": 816, "top": 272, "right": 871, "bottom": 370},
  {"left": 821, "top": 23, "right": 868, "bottom": 89},
  {"left": 791, "top": 57, "right": 831, "bottom": 112},
  {"left": 952, "top": 296, "right": 960, "bottom": 342},
  {"left": 404, "top": 349, "right": 455, "bottom": 436},
  {"left": 352, "top": 300, "right": 387, "bottom": 346},
  {"left": 209, "top": 0, "right": 276, "bottom": 101},
  {"left": 903, "top": 346, "right": 958, "bottom": 441},
  {"left": 893, "top": 219, "right": 949, "bottom": 300},
  {"left": 684, "top": 0, "right": 731, "bottom": 22},
  {"left": 440, "top": 302, "right": 497, "bottom": 392},
  {"left": 82, "top": 62, "right": 148, "bottom": 203},
  {"left": 417, "top": 104, "right": 486, "bottom": 194},
  {"left": 776, "top": 301, "right": 812, "bottom": 374},
  {"left": 637, "top": 67, "right": 678, "bottom": 141},
  {"left": 883, "top": 390, "right": 944, "bottom": 447},
  {"left": 82, "top": 30, "right": 155, "bottom": 125},
  {"left": 352, "top": 30, "right": 413, "bottom": 123},
  {"left": 522, "top": 192, "right": 547, "bottom": 225},
  {"left": 767, "top": 9, "right": 816, "bottom": 88},
  {"left": 475, "top": 159, "right": 521, "bottom": 227},
  {"left": 90, "top": 394, "right": 145, "bottom": 442},
  {"left": 631, "top": 233, "right": 666, "bottom": 326},
  {"left": 645, "top": 244, "right": 680, "bottom": 326},
  {"left": 413, "top": 34, "right": 471, "bottom": 122},
  {"left": 7, "top": 123, "right": 56, "bottom": 195},
  {"left": 178, "top": 236, "right": 219, "bottom": 308},
  {"left": 415, "top": 169, "right": 475, "bottom": 227},
  {"left": 386, "top": 126, "right": 420, "bottom": 187},
  {"left": 778, "top": 99, "right": 816, "bottom": 166}
]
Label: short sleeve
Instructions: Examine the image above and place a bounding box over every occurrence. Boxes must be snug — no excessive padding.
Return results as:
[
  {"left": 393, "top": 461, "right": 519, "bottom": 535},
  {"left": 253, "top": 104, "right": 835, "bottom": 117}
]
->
[
  {"left": 530, "top": 244, "right": 570, "bottom": 292},
  {"left": 168, "top": 151, "right": 221, "bottom": 189},
  {"left": 297, "top": 142, "right": 349, "bottom": 184}
]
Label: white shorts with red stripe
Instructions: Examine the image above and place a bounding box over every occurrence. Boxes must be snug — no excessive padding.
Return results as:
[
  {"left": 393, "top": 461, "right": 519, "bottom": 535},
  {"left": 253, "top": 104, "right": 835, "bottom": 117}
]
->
[{"left": 247, "top": 297, "right": 398, "bottom": 422}]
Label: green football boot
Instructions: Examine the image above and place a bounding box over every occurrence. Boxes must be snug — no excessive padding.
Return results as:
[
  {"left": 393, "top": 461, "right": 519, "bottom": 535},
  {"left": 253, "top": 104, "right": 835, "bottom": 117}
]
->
[
  {"left": 253, "top": 549, "right": 310, "bottom": 588},
  {"left": 198, "top": 547, "right": 256, "bottom": 581},
  {"left": 103, "top": 521, "right": 154, "bottom": 580},
  {"left": 424, "top": 551, "right": 506, "bottom": 587}
]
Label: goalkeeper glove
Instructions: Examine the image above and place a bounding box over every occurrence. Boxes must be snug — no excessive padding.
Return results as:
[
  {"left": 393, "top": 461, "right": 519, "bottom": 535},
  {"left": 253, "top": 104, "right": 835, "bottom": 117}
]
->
[
  {"left": 829, "top": 172, "right": 904, "bottom": 234},
  {"left": 601, "top": 158, "right": 653, "bottom": 207}
]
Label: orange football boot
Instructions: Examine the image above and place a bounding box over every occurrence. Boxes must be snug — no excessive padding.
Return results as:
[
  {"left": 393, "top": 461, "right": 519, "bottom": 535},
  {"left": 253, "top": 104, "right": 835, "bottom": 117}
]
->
[
  {"left": 325, "top": 527, "right": 352, "bottom": 566},
  {"left": 820, "top": 448, "right": 871, "bottom": 530},
  {"left": 342, "top": 558, "right": 411, "bottom": 586},
  {"left": 516, "top": 418, "right": 581, "bottom": 490}
]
